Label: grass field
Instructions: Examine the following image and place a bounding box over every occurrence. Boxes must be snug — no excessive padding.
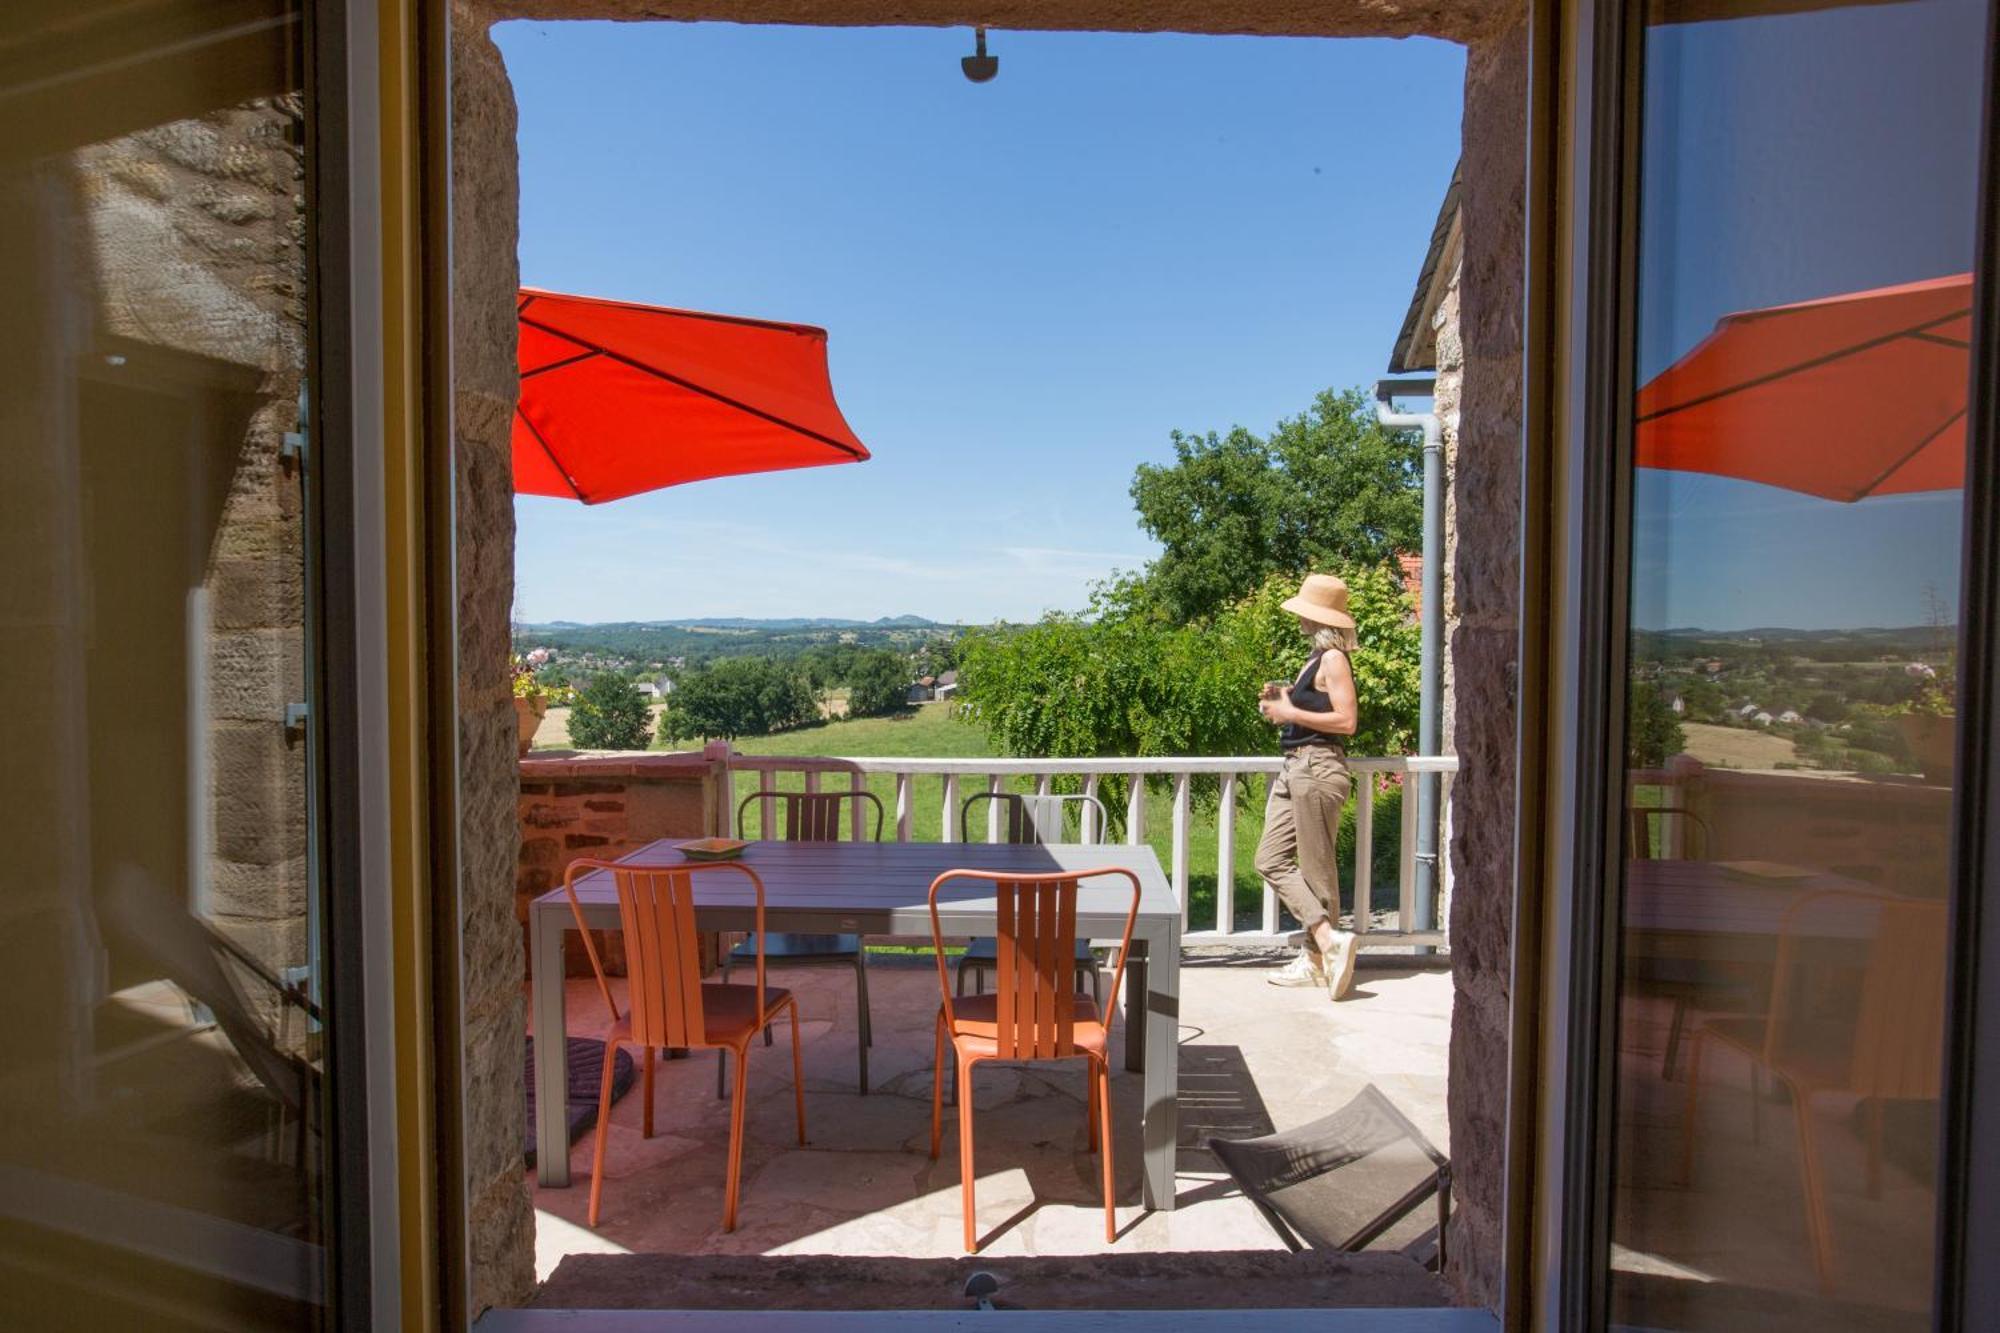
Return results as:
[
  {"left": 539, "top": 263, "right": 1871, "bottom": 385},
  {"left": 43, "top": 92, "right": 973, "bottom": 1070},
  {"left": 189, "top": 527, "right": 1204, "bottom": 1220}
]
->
[
  {"left": 708, "top": 704, "right": 1402, "bottom": 933},
  {"left": 1679, "top": 721, "right": 1800, "bottom": 770}
]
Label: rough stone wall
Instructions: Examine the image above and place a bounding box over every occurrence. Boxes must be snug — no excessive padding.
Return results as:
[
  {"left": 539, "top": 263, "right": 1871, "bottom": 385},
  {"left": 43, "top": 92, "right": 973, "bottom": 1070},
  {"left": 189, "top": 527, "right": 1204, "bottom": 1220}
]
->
[
  {"left": 76, "top": 101, "right": 313, "bottom": 986},
  {"left": 1432, "top": 267, "right": 1464, "bottom": 766},
  {"left": 453, "top": 9, "right": 539, "bottom": 1313},
  {"left": 1442, "top": 18, "right": 1525, "bottom": 1311},
  {"left": 476, "top": 0, "right": 1516, "bottom": 41}
]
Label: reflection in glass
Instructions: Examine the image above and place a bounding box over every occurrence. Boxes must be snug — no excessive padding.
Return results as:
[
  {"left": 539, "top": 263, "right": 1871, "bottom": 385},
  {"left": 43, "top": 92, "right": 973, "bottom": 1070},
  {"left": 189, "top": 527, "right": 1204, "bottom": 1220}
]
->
[
  {"left": 0, "top": 4, "right": 325, "bottom": 1327},
  {"left": 1611, "top": 0, "right": 1986, "bottom": 1327}
]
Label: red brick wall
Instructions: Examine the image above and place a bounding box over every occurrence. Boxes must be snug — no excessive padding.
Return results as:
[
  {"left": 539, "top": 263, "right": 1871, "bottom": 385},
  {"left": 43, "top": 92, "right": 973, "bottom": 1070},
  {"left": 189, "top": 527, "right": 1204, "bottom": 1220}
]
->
[{"left": 517, "top": 752, "right": 719, "bottom": 975}]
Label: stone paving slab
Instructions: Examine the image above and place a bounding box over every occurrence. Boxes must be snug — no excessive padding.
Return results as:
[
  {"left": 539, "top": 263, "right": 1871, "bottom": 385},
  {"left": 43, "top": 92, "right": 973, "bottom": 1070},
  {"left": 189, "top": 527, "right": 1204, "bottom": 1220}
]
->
[{"left": 528, "top": 952, "right": 1452, "bottom": 1296}]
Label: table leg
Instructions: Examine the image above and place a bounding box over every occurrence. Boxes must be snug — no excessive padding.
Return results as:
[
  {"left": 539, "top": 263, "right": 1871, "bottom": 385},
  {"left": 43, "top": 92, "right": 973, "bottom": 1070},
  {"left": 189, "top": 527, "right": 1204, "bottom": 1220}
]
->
[
  {"left": 532, "top": 906, "right": 571, "bottom": 1188},
  {"left": 1140, "top": 921, "right": 1179, "bottom": 1211},
  {"left": 1124, "top": 952, "right": 1148, "bottom": 1074}
]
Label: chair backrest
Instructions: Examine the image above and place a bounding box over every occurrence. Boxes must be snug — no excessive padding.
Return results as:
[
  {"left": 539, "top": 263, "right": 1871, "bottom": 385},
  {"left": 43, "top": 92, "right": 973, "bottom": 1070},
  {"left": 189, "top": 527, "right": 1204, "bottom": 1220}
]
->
[
  {"left": 960, "top": 790, "right": 1111, "bottom": 845},
  {"left": 1765, "top": 888, "right": 1948, "bottom": 1098},
  {"left": 1627, "top": 805, "right": 1712, "bottom": 861},
  {"left": 737, "top": 788, "right": 885, "bottom": 842},
  {"left": 928, "top": 866, "right": 1141, "bottom": 1061},
  {"left": 563, "top": 858, "right": 768, "bottom": 1050}
]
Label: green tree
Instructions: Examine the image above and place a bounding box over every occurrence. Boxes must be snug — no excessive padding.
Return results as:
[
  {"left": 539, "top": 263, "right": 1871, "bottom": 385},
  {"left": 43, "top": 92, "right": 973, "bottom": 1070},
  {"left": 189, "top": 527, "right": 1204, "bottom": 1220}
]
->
[
  {"left": 1128, "top": 388, "right": 1422, "bottom": 623},
  {"left": 1626, "top": 680, "right": 1688, "bottom": 768},
  {"left": 846, "top": 650, "right": 911, "bottom": 718},
  {"left": 568, "top": 673, "right": 652, "bottom": 751},
  {"left": 660, "top": 657, "right": 819, "bottom": 741},
  {"left": 959, "top": 565, "right": 1419, "bottom": 763}
]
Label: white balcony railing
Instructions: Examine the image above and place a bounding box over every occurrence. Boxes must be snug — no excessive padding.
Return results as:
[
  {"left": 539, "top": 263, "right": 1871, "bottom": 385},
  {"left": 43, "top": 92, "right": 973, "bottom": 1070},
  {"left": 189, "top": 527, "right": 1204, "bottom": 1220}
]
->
[{"left": 713, "top": 752, "right": 1459, "bottom": 950}]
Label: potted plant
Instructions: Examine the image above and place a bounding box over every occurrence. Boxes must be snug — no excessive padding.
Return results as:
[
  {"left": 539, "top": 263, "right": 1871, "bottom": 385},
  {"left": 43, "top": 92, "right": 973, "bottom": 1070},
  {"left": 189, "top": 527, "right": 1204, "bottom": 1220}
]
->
[
  {"left": 1892, "top": 673, "right": 1956, "bottom": 784},
  {"left": 513, "top": 651, "right": 551, "bottom": 757}
]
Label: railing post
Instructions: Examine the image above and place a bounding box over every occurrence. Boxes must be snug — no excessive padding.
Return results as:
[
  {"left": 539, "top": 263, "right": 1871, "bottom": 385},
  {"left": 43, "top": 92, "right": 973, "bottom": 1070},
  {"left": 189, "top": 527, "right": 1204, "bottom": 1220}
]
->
[
  {"left": 757, "top": 767, "right": 776, "bottom": 839},
  {"left": 1082, "top": 775, "right": 1102, "bottom": 842},
  {"left": 1353, "top": 773, "right": 1374, "bottom": 937},
  {"left": 1216, "top": 772, "right": 1238, "bottom": 936},
  {"left": 1125, "top": 773, "right": 1146, "bottom": 846},
  {"left": 848, "top": 770, "right": 865, "bottom": 841},
  {"left": 942, "top": 773, "right": 961, "bottom": 842},
  {"left": 1260, "top": 771, "right": 1280, "bottom": 936},
  {"left": 987, "top": 774, "right": 1003, "bottom": 843},
  {"left": 894, "top": 771, "right": 913, "bottom": 843},
  {"left": 1034, "top": 773, "right": 1052, "bottom": 798},
  {"left": 1171, "top": 771, "right": 1191, "bottom": 929},
  {"left": 804, "top": 767, "right": 821, "bottom": 796},
  {"left": 1399, "top": 769, "right": 1418, "bottom": 934}
]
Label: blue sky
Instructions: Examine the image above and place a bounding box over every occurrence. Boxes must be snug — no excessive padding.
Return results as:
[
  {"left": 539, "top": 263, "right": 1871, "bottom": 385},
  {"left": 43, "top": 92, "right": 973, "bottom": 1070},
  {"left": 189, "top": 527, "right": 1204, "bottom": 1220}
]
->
[
  {"left": 498, "top": 22, "right": 1464, "bottom": 624},
  {"left": 1628, "top": 0, "right": 1984, "bottom": 632}
]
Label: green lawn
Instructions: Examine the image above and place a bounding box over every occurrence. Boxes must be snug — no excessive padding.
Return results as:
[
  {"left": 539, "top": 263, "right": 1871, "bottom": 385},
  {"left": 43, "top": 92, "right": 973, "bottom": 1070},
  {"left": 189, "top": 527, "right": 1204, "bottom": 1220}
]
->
[{"left": 692, "top": 703, "right": 1403, "bottom": 933}]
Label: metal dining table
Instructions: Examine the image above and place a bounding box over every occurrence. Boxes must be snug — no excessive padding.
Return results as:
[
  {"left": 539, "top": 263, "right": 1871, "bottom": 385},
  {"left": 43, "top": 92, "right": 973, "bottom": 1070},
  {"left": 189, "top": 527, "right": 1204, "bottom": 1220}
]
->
[
  {"left": 529, "top": 838, "right": 1185, "bottom": 1210},
  {"left": 1623, "top": 859, "right": 1884, "bottom": 962}
]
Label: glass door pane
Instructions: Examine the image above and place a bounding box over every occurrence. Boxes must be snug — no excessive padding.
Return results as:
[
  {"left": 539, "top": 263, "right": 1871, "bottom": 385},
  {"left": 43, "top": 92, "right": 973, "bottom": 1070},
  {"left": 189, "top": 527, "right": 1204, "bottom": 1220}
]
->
[
  {"left": 1608, "top": 0, "right": 1989, "bottom": 1327},
  {"left": 0, "top": 2, "right": 333, "bottom": 1325}
]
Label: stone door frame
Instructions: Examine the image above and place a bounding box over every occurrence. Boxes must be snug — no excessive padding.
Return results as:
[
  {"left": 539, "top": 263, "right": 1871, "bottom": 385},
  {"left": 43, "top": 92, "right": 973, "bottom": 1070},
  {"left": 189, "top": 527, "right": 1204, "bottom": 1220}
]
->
[{"left": 445, "top": 0, "right": 1528, "bottom": 1312}]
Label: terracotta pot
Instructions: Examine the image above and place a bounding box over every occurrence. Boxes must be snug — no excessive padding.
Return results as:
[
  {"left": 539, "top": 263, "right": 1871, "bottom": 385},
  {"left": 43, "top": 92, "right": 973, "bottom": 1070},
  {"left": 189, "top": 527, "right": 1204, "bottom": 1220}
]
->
[
  {"left": 515, "top": 694, "right": 548, "bottom": 757},
  {"left": 1894, "top": 712, "right": 1956, "bottom": 784}
]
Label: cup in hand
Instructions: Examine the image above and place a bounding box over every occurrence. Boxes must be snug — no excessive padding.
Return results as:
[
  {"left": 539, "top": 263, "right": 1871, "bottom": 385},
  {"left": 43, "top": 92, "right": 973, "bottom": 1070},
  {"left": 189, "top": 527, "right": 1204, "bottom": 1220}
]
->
[{"left": 1261, "top": 681, "right": 1287, "bottom": 701}]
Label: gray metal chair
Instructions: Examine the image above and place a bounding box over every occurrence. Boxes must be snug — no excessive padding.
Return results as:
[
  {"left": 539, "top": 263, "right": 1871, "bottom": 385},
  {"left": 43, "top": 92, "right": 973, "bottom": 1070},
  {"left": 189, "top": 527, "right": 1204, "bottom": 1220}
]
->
[
  {"left": 719, "top": 788, "right": 884, "bottom": 1095},
  {"left": 953, "top": 791, "right": 1108, "bottom": 1006}
]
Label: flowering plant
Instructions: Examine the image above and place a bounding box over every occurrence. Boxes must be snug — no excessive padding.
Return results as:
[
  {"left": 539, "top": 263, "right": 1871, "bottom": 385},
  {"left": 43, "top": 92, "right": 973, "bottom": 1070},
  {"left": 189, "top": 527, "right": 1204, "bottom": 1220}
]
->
[{"left": 511, "top": 651, "right": 550, "bottom": 702}]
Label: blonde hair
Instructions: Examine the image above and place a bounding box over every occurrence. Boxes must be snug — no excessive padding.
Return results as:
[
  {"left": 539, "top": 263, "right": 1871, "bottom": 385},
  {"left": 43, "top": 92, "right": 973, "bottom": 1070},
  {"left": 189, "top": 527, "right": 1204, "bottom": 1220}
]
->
[{"left": 1311, "top": 624, "right": 1358, "bottom": 655}]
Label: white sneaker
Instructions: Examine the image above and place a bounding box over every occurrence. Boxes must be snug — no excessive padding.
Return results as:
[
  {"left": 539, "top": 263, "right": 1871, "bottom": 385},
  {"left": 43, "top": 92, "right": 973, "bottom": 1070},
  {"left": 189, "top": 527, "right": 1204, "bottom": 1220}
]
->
[
  {"left": 1267, "top": 949, "right": 1327, "bottom": 988},
  {"left": 1325, "top": 930, "right": 1359, "bottom": 1000}
]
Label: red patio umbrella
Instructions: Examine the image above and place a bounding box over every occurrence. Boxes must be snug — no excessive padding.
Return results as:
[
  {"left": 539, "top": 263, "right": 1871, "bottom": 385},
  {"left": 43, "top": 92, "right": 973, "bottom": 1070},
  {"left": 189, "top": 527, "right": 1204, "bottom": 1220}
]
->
[
  {"left": 1634, "top": 272, "right": 1972, "bottom": 501},
  {"left": 513, "top": 287, "right": 871, "bottom": 505}
]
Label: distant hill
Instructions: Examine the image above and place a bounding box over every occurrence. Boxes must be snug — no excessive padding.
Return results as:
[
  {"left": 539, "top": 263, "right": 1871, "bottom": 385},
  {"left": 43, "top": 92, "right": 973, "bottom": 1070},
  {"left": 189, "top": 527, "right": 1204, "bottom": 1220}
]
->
[
  {"left": 1633, "top": 624, "right": 1954, "bottom": 665},
  {"left": 516, "top": 615, "right": 953, "bottom": 634},
  {"left": 513, "top": 615, "right": 965, "bottom": 677}
]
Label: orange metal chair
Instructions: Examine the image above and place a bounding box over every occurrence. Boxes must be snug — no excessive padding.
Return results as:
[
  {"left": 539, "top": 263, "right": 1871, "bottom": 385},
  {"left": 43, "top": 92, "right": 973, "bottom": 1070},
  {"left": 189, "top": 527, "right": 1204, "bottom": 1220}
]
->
[
  {"left": 562, "top": 857, "right": 806, "bottom": 1231},
  {"left": 925, "top": 866, "right": 1141, "bottom": 1251},
  {"left": 1679, "top": 889, "right": 1946, "bottom": 1287}
]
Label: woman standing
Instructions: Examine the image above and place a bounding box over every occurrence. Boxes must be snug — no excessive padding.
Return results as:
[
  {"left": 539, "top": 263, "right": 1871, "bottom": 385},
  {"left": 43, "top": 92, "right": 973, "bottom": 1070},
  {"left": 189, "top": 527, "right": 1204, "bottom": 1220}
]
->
[{"left": 1254, "top": 574, "right": 1362, "bottom": 1000}]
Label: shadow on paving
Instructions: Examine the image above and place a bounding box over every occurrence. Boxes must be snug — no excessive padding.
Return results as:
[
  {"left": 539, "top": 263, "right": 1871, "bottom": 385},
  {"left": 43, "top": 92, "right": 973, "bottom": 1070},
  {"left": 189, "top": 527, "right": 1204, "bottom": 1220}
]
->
[{"left": 530, "top": 1251, "right": 1452, "bottom": 1311}]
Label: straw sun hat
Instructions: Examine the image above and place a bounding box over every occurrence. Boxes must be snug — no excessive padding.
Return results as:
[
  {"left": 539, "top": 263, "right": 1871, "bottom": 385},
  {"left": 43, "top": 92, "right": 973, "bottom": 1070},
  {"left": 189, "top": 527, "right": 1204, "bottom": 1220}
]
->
[{"left": 1279, "top": 573, "right": 1356, "bottom": 630}]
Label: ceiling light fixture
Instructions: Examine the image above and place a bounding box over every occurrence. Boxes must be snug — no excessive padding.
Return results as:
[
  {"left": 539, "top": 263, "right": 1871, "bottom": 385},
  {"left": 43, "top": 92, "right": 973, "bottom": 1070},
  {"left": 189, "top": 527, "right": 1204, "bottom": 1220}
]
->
[{"left": 961, "top": 27, "right": 998, "bottom": 83}]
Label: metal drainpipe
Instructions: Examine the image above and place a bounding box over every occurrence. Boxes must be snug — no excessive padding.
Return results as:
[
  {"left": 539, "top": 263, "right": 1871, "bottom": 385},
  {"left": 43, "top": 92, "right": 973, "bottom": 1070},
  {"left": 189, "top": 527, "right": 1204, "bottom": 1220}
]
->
[{"left": 1375, "top": 377, "right": 1443, "bottom": 942}]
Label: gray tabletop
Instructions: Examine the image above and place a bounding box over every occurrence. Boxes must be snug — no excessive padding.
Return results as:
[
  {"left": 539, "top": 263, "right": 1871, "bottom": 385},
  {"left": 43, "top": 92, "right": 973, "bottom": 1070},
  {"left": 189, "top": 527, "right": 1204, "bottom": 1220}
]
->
[
  {"left": 1623, "top": 859, "right": 1885, "bottom": 960},
  {"left": 530, "top": 839, "right": 1183, "bottom": 1210}
]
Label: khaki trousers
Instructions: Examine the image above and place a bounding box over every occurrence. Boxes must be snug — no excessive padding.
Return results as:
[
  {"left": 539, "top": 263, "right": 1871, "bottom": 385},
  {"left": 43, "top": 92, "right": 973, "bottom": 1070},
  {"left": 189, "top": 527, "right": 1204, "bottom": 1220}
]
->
[{"left": 1254, "top": 746, "right": 1353, "bottom": 948}]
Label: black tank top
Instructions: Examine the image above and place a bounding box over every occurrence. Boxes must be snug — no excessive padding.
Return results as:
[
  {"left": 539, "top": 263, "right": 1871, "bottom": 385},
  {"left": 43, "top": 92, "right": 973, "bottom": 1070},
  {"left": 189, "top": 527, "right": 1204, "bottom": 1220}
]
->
[{"left": 1280, "top": 649, "right": 1346, "bottom": 752}]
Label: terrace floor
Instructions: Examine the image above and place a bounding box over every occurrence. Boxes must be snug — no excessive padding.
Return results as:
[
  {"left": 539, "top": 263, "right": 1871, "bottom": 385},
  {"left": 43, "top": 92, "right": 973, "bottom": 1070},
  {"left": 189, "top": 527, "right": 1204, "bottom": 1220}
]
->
[{"left": 526, "top": 951, "right": 1453, "bottom": 1307}]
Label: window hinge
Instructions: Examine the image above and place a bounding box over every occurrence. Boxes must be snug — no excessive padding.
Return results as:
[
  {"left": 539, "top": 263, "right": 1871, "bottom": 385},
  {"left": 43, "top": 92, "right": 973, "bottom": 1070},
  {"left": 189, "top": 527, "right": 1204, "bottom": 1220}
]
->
[{"left": 283, "top": 701, "right": 309, "bottom": 736}]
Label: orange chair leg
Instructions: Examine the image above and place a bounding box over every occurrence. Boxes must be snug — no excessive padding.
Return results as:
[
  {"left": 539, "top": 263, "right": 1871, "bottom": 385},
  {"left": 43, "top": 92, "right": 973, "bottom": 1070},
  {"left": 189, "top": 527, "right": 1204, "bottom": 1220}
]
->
[
  {"left": 787, "top": 1002, "right": 807, "bottom": 1146},
  {"left": 929, "top": 1015, "right": 947, "bottom": 1160},
  {"left": 1791, "top": 1085, "right": 1837, "bottom": 1288},
  {"left": 958, "top": 1052, "right": 978, "bottom": 1251},
  {"left": 1677, "top": 1032, "right": 1708, "bottom": 1188},
  {"left": 1086, "top": 1060, "right": 1100, "bottom": 1153},
  {"left": 588, "top": 1036, "right": 620, "bottom": 1227},
  {"left": 1096, "top": 1058, "right": 1116, "bottom": 1242},
  {"left": 642, "top": 1047, "right": 656, "bottom": 1139},
  {"left": 1865, "top": 1098, "right": 1885, "bottom": 1200},
  {"left": 723, "top": 1037, "right": 751, "bottom": 1233}
]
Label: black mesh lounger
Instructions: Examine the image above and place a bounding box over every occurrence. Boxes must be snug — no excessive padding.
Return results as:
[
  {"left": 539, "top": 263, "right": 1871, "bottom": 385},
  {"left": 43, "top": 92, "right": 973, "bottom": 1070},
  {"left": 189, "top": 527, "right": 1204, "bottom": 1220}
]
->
[{"left": 1208, "top": 1083, "right": 1452, "bottom": 1271}]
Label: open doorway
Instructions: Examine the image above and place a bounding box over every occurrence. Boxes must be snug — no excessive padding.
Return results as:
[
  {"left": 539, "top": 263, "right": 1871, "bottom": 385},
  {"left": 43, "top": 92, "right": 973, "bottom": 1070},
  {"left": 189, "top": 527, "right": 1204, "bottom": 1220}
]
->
[{"left": 448, "top": 6, "right": 1530, "bottom": 1319}]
